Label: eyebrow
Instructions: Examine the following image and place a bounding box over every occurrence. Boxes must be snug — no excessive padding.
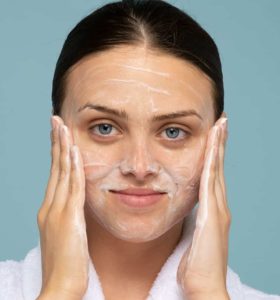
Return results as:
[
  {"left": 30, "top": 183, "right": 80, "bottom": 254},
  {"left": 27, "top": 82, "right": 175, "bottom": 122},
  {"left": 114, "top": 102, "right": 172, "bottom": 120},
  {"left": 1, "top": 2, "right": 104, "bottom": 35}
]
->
[
  {"left": 77, "top": 103, "right": 202, "bottom": 121},
  {"left": 152, "top": 110, "right": 202, "bottom": 121},
  {"left": 77, "top": 103, "right": 129, "bottom": 120}
]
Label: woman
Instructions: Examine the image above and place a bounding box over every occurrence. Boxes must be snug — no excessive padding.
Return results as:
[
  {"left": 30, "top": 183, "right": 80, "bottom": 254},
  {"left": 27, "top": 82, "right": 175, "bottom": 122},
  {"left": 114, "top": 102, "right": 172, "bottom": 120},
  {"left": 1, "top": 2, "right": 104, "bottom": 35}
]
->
[{"left": 0, "top": 1, "right": 279, "bottom": 299}]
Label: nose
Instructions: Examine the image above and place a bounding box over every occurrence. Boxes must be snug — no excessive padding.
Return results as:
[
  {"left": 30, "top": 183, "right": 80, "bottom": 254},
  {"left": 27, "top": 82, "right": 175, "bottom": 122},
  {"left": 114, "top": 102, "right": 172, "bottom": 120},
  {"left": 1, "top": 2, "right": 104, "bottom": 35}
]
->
[{"left": 119, "top": 139, "right": 160, "bottom": 181}]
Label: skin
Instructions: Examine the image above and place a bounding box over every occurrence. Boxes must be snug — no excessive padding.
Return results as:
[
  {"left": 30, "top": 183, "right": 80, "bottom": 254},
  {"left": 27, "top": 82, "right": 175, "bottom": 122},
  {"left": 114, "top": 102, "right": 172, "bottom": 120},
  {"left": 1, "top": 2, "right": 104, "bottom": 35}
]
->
[
  {"left": 62, "top": 46, "right": 213, "bottom": 245},
  {"left": 37, "top": 45, "right": 230, "bottom": 300}
]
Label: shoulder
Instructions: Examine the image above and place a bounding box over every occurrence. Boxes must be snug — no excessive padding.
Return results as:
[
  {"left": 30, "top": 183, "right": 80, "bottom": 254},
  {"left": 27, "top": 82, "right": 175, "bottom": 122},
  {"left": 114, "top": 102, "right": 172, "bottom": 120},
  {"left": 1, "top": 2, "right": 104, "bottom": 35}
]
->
[
  {"left": 227, "top": 266, "right": 280, "bottom": 300},
  {"left": 0, "top": 243, "right": 41, "bottom": 300},
  {"left": 0, "top": 258, "right": 24, "bottom": 299}
]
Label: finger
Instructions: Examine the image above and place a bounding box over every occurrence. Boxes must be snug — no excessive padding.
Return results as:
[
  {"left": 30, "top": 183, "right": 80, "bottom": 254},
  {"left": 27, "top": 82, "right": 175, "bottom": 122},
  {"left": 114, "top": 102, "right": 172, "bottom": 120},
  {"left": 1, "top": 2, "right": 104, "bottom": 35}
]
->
[
  {"left": 50, "top": 124, "right": 72, "bottom": 211},
  {"left": 197, "top": 125, "right": 220, "bottom": 226},
  {"left": 215, "top": 119, "right": 231, "bottom": 275},
  {"left": 177, "top": 245, "right": 191, "bottom": 287},
  {"left": 214, "top": 119, "right": 226, "bottom": 211},
  {"left": 219, "top": 118, "right": 227, "bottom": 196},
  {"left": 66, "top": 145, "right": 86, "bottom": 211},
  {"left": 221, "top": 111, "right": 227, "bottom": 118},
  {"left": 39, "top": 116, "right": 63, "bottom": 215},
  {"left": 217, "top": 118, "right": 230, "bottom": 213},
  {"left": 64, "top": 120, "right": 74, "bottom": 145}
]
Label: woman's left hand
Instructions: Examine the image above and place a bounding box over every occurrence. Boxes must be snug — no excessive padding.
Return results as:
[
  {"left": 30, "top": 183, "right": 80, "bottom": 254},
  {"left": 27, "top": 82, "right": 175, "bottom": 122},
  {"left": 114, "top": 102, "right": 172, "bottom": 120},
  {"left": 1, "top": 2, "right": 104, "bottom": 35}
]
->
[{"left": 177, "top": 116, "right": 231, "bottom": 300}]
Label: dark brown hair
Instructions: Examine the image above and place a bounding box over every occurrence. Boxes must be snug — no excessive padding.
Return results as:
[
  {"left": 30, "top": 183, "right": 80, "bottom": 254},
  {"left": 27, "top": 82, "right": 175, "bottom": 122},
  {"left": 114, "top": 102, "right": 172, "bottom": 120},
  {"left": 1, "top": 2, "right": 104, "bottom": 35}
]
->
[{"left": 52, "top": 0, "right": 224, "bottom": 119}]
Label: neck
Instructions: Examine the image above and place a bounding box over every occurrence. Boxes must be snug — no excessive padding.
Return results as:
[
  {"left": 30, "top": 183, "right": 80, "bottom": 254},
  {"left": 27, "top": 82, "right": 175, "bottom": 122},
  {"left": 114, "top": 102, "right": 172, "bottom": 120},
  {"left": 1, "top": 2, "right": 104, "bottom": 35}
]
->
[{"left": 85, "top": 209, "right": 185, "bottom": 297}]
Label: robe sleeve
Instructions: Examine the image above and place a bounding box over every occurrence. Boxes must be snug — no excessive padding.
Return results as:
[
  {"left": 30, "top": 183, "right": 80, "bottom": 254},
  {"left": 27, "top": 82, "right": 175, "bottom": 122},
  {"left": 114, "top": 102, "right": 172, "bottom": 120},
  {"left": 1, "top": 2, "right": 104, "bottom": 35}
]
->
[
  {"left": 226, "top": 266, "right": 280, "bottom": 300},
  {"left": 240, "top": 283, "right": 280, "bottom": 300},
  {"left": 0, "top": 259, "right": 24, "bottom": 300}
]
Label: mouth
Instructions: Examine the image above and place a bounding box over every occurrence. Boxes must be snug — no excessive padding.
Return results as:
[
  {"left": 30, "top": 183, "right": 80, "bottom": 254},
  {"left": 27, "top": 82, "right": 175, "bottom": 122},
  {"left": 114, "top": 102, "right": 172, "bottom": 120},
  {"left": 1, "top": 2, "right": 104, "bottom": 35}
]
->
[{"left": 110, "top": 188, "right": 166, "bottom": 209}]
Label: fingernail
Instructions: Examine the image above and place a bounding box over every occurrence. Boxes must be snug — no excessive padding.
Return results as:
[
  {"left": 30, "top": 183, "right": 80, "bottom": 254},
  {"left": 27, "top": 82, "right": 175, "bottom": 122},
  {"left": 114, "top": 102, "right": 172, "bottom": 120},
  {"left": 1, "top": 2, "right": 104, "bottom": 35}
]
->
[
  {"left": 51, "top": 115, "right": 62, "bottom": 130},
  {"left": 220, "top": 117, "right": 228, "bottom": 130},
  {"left": 220, "top": 117, "right": 227, "bottom": 124},
  {"left": 61, "top": 125, "right": 69, "bottom": 137},
  {"left": 221, "top": 111, "right": 227, "bottom": 118}
]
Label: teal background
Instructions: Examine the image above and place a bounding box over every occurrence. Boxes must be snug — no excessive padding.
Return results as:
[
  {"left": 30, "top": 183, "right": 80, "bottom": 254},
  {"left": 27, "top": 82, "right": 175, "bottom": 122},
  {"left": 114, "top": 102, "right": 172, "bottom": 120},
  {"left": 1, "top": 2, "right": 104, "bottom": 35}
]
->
[{"left": 0, "top": 0, "right": 279, "bottom": 294}]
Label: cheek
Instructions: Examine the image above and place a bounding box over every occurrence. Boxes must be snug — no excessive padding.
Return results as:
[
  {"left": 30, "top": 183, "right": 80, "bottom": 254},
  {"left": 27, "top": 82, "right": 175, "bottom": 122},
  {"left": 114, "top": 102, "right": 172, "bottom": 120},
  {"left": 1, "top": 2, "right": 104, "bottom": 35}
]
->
[
  {"left": 80, "top": 146, "right": 125, "bottom": 207},
  {"left": 174, "top": 154, "right": 204, "bottom": 204},
  {"left": 76, "top": 135, "right": 124, "bottom": 180},
  {"left": 70, "top": 123, "right": 123, "bottom": 169},
  {"left": 174, "top": 148, "right": 205, "bottom": 185},
  {"left": 160, "top": 138, "right": 206, "bottom": 205},
  {"left": 82, "top": 150, "right": 112, "bottom": 176},
  {"left": 159, "top": 137, "right": 206, "bottom": 185},
  {"left": 163, "top": 148, "right": 205, "bottom": 220},
  {"left": 82, "top": 154, "right": 117, "bottom": 210}
]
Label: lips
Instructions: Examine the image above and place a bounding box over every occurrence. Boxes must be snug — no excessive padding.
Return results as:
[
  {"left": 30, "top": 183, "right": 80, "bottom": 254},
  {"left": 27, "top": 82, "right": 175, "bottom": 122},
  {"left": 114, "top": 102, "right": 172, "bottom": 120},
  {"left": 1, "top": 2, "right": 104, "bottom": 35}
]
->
[
  {"left": 110, "top": 188, "right": 166, "bottom": 196},
  {"left": 110, "top": 188, "right": 166, "bottom": 209}
]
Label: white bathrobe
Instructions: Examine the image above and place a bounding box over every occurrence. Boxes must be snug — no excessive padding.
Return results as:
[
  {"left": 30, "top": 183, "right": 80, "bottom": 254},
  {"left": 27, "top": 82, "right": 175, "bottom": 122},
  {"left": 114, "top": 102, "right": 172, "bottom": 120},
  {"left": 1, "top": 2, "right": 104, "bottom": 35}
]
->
[{"left": 1, "top": 214, "right": 279, "bottom": 300}]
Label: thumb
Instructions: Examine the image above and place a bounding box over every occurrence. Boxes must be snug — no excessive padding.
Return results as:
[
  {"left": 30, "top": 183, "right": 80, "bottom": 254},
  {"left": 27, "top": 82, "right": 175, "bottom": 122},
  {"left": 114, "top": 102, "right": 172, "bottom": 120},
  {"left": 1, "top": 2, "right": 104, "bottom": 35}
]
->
[{"left": 177, "top": 245, "right": 192, "bottom": 286}]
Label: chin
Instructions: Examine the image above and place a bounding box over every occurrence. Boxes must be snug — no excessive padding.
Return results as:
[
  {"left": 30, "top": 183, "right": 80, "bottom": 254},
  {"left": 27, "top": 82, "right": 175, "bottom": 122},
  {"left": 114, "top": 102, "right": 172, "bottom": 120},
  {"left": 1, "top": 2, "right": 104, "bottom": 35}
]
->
[
  {"left": 106, "top": 219, "right": 172, "bottom": 243},
  {"left": 85, "top": 182, "right": 198, "bottom": 242},
  {"left": 86, "top": 199, "right": 195, "bottom": 244}
]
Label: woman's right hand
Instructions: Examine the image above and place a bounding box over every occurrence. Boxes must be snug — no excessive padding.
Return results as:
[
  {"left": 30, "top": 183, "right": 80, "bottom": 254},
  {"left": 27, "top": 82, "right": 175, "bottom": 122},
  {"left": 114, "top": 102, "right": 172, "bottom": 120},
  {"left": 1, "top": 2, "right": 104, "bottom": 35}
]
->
[{"left": 36, "top": 116, "right": 89, "bottom": 300}]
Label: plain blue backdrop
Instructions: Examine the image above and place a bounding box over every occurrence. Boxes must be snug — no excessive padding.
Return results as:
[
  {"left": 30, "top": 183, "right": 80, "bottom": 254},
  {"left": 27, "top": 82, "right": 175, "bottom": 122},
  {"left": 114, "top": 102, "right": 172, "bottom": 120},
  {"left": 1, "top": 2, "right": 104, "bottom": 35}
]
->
[{"left": 0, "top": 0, "right": 279, "bottom": 295}]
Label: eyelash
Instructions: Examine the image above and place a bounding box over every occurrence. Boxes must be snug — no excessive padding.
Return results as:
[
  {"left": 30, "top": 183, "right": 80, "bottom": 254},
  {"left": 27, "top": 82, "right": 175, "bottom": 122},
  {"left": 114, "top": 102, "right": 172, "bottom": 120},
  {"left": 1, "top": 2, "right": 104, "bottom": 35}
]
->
[
  {"left": 89, "top": 123, "right": 119, "bottom": 137},
  {"left": 88, "top": 122, "right": 190, "bottom": 142},
  {"left": 160, "top": 127, "right": 190, "bottom": 141}
]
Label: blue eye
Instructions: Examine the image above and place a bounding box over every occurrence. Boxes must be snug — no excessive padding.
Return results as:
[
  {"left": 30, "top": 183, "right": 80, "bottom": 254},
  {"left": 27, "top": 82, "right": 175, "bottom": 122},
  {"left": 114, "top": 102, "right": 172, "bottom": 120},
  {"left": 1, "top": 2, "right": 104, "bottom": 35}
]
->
[
  {"left": 165, "top": 127, "right": 180, "bottom": 138},
  {"left": 162, "top": 127, "right": 188, "bottom": 140},
  {"left": 90, "top": 123, "right": 118, "bottom": 136},
  {"left": 97, "top": 124, "right": 112, "bottom": 135}
]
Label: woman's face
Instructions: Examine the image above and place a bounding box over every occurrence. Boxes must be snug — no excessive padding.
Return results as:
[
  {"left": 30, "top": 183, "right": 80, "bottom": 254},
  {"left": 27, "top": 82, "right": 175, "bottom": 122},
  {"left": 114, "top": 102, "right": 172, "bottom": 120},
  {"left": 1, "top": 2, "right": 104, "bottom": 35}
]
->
[{"left": 61, "top": 45, "right": 215, "bottom": 242}]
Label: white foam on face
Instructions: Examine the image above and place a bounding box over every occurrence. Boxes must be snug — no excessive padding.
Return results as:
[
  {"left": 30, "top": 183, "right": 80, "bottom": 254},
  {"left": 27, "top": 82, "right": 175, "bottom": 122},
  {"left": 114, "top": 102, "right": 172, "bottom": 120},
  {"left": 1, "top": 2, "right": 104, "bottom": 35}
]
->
[
  {"left": 114, "top": 63, "right": 171, "bottom": 77},
  {"left": 68, "top": 62, "right": 171, "bottom": 79},
  {"left": 104, "top": 79, "right": 171, "bottom": 96},
  {"left": 77, "top": 131, "right": 206, "bottom": 242},
  {"left": 61, "top": 47, "right": 215, "bottom": 242}
]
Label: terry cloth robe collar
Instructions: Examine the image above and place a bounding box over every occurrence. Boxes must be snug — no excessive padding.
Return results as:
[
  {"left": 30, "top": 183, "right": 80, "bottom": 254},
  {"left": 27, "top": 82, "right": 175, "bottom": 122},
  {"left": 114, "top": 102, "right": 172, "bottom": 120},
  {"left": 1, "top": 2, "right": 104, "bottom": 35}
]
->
[{"left": 4, "top": 207, "right": 278, "bottom": 300}]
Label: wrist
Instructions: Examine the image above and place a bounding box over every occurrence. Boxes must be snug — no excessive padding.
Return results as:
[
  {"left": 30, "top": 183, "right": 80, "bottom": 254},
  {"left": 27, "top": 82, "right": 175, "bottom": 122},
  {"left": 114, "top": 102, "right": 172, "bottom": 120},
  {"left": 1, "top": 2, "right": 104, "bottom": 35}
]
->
[
  {"left": 37, "top": 289, "right": 84, "bottom": 300},
  {"left": 37, "top": 279, "right": 87, "bottom": 300},
  {"left": 188, "top": 291, "right": 230, "bottom": 300}
]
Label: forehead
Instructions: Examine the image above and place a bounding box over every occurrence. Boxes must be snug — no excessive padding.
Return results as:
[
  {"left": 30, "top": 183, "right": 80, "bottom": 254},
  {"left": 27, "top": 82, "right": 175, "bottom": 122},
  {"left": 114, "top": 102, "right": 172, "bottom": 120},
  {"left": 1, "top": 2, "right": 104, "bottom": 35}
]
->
[{"left": 63, "top": 46, "right": 215, "bottom": 118}]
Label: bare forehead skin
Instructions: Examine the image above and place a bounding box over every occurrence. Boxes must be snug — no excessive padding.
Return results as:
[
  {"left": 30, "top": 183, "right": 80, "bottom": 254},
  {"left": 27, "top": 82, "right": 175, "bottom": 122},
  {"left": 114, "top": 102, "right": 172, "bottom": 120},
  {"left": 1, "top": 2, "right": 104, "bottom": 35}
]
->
[{"left": 63, "top": 45, "right": 215, "bottom": 122}]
